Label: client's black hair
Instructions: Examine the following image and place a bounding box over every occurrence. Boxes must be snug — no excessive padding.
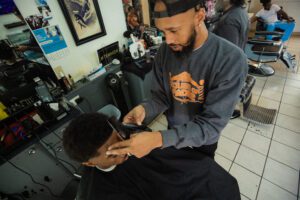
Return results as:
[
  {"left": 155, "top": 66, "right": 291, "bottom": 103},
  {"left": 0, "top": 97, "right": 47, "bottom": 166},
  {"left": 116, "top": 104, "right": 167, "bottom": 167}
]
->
[{"left": 63, "top": 113, "right": 113, "bottom": 163}]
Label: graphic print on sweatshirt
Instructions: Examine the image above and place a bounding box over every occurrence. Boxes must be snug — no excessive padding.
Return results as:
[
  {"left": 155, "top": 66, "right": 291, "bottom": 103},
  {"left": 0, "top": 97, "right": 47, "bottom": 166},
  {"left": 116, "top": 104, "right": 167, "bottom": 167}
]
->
[{"left": 169, "top": 72, "right": 205, "bottom": 104}]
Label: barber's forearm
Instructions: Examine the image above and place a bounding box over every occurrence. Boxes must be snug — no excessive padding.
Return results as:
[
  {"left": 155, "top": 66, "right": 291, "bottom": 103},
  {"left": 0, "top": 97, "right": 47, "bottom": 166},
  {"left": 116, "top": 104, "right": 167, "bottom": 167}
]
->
[
  {"left": 141, "top": 97, "right": 168, "bottom": 122},
  {"left": 160, "top": 119, "right": 221, "bottom": 148},
  {"left": 279, "top": 10, "right": 289, "bottom": 20}
]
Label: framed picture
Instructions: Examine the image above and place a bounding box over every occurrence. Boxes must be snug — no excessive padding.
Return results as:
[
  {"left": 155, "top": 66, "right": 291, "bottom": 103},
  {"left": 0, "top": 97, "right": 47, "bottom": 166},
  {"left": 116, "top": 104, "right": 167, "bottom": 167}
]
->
[{"left": 58, "top": 0, "right": 106, "bottom": 46}]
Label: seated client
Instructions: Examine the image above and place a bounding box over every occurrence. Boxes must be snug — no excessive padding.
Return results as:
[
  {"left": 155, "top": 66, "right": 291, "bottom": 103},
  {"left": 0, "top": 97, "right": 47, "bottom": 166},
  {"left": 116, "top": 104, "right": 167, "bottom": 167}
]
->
[{"left": 63, "top": 113, "right": 241, "bottom": 200}]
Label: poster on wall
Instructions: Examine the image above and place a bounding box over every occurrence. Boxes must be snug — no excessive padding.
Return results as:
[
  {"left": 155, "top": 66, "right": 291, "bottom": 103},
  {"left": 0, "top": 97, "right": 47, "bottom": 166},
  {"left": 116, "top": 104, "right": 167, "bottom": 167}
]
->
[
  {"left": 122, "top": 0, "right": 145, "bottom": 39},
  {"left": 33, "top": 25, "right": 67, "bottom": 54},
  {"left": 25, "top": 14, "right": 49, "bottom": 30},
  {"left": 37, "top": 5, "right": 52, "bottom": 20},
  {"left": 58, "top": 0, "right": 106, "bottom": 46},
  {"left": 35, "top": 0, "right": 52, "bottom": 20},
  {"left": 35, "top": 0, "right": 48, "bottom": 7},
  {"left": 123, "top": 0, "right": 143, "bottom": 29}
]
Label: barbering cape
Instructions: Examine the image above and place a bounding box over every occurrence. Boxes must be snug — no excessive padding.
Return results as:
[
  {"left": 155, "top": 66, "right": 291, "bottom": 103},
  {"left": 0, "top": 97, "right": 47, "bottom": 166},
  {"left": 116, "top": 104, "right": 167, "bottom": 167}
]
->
[{"left": 77, "top": 147, "right": 240, "bottom": 200}]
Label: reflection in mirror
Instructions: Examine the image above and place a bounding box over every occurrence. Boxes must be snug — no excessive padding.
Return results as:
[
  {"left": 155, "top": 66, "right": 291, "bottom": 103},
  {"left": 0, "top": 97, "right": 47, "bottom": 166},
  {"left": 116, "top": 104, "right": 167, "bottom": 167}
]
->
[
  {"left": 0, "top": 4, "right": 59, "bottom": 120},
  {"left": 0, "top": 6, "right": 49, "bottom": 66}
]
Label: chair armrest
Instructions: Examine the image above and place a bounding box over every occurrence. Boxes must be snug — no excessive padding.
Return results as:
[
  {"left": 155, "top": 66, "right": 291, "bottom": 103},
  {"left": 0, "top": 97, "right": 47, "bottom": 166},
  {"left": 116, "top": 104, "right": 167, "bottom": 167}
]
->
[
  {"left": 248, "top": 39, "right": 282, "bottom": 46},
  {"left": 251, "top": 44, "right": 283, "bottom": 57},
  {"left": 255, "top": 31, "right": 284, "bottom": 37}
]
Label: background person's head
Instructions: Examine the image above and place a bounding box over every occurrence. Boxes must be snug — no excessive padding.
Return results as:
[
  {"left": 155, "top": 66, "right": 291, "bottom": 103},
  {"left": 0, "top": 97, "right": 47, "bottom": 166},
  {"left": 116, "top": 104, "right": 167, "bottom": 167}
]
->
[
  {"left": 63, "top": 113, "right": 127, "bottom": 169},
  {"left": 260, "top": 0, "right": 272, "bottom": 10},
  {"left": 153, "top": 0, "right": 207, "bottom": 57},
  {"left": 215, "top": 0, "right": 246, "bottom": 12}
]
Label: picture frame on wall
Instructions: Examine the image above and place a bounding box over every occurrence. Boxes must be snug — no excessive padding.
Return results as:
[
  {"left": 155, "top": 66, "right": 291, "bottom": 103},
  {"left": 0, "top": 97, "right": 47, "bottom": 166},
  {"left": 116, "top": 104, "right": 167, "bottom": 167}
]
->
[{"left": 58, "top": 0, "right": 106, "bottom": 46}]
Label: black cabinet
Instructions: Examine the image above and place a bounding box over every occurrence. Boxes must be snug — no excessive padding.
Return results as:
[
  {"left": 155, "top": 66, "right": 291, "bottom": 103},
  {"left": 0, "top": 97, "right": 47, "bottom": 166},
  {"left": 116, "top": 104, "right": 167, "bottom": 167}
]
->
[
  {"left": 0, "top": 143, "right": 74, "bottom": 199},
  {"left": 0, "top": 116, "right": 80, "bottom": 199}
]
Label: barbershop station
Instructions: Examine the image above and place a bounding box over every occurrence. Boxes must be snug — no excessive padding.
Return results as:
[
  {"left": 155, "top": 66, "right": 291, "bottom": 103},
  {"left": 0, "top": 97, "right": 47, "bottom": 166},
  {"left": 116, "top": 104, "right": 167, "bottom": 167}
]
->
[{"left": 0, "top": 0, "right": 299, "bottom": 199}]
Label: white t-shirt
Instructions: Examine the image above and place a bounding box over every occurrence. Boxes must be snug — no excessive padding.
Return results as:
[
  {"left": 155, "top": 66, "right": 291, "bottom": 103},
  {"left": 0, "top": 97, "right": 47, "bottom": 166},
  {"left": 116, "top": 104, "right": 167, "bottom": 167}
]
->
[
  {"left": 256, "top": 4, "right": 281, "bottom": 23},
  {"left": 96, "top": 165, "right": 116, "bottom": 172}
]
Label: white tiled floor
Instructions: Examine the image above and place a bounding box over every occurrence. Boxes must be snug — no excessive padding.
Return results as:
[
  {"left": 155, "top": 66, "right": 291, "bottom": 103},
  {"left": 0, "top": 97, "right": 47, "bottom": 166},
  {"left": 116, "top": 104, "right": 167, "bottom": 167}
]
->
[{"left": 148, "top": 36, "right": 300, "bottom": 199}]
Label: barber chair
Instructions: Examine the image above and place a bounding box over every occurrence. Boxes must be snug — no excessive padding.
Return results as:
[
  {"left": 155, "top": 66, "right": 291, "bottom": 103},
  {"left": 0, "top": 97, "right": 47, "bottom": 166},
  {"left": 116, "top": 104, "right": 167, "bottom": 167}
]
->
[
  {"left": 246, "top": 31, "right": 297, "bottom": 76},
  {"left": 246, "top": 31, "right": 284, "bottom": 76},
  {"left": 237, "top": 75, "right": 276, "bottom": 124},
  {"left": 247, "top": 14, "right": 297, "bottom": 77}
]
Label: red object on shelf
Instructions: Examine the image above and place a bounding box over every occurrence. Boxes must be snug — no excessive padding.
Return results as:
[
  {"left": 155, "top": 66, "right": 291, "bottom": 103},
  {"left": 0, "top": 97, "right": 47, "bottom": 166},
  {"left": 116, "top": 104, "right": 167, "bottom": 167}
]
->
[
  {"left": 0, "top": 127, "right": 17, "bottom": 148},
  {"left": 9, "top": 122, "right": 26, "bottom": 140}
]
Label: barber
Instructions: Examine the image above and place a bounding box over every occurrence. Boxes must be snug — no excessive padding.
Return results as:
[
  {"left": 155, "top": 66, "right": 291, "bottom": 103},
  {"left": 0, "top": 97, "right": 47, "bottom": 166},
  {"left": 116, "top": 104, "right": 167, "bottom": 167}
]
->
[{"left": 107, "top": 0, "right": 248, "bottom": 159}]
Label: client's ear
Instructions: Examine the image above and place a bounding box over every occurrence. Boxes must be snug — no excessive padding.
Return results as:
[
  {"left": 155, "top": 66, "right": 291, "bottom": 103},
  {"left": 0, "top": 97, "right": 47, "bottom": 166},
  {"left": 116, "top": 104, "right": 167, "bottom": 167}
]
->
[{"left": 82, "top": 161, "right": 95, "bottom": 167}]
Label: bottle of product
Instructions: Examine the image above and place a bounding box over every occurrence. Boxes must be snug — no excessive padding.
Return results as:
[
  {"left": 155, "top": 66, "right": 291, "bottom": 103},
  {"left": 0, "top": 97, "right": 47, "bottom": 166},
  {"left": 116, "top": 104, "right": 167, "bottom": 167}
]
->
[
  {"left": 0, "top": 102, "right": 8, "bottom": 120},
  {"left": 68, "top": 74, "right": 75, "bottom": 88},
  {"left": 145, "top": 49, "right": 151, "bottom": 64},
  {"left": 59, "top": 72, "right": 72, "bottom": 93}
]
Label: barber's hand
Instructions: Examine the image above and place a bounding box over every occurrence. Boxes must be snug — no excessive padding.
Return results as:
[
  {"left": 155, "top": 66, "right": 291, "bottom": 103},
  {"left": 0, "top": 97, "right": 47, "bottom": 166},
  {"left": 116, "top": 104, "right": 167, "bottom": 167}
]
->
[
  {"left": 123, "top": 105, "right": 146, "bottom": 125},
  {"left": 106, "top": 131, "right": 162, "bottom": 158},
  {"left": 287, "top": 17, "right": 294, "bottom": 23}
]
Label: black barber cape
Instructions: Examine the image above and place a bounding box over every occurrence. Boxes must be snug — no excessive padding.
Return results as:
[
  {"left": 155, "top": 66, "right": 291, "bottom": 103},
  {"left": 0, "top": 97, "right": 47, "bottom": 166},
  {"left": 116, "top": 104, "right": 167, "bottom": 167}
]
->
[{"left": 76, "top": 147, "right": 240, "bottom": 200}]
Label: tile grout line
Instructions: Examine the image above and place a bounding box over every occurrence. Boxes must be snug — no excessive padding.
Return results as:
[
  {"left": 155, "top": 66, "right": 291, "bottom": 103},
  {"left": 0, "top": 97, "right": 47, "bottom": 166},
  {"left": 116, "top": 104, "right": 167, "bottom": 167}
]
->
[
  {"left": 227, "top": 78, "right": 265, "bottom": 199},
  {"left": 241, "top": 121, "right": 300, "bottom": 147},
  {"left": 277, "top": 107, "right": 300, "bottom": 121},
  {"left": 275, "top": 113, "right": 300, "bottom": 134},
  {"left": 219, "top": 134, "right": 300, "bottom": 173},
  {"left": 228, "top": 78, "right": 265, "bottom": 171},
  {"left": 297, "top": 169, "right": 300, "bottom": 199},
  {"left": 232, "top": 161, "right": 298, "bottom": 197},
  {"left": 262, "top": 177, "right": 299, "bottom": 197},
  {"left": 241, "top": 194, "right": 251, "bottom": 200},
  {"left": 227, "top": 123, "right": 249, "bottom": 172},
  {"left": 255, "top": 72, "right": 288, "bottom": 200},
  {"left": 232, "top": 128, "right": 300, "bottom": 154},
  {"left": 221, "top": 129, "right": 299, "bottom": 175},
  {"left": 276, "top": 124, "right": 300, "bottom": 136}
]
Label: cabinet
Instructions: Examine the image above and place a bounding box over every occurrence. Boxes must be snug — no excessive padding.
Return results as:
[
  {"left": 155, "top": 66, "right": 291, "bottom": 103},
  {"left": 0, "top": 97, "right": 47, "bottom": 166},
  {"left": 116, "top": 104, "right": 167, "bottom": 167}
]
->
[
  {"left": 0, "top": 143, "right": 74, "bottom": 199},
  {"left": 0, "top": 114, "right": 80, "bottom": 199}
]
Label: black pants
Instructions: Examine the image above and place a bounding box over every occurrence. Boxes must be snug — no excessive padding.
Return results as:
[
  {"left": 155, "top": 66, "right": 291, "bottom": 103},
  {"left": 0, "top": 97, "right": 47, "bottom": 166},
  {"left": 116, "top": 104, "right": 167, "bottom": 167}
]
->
[
  {"left": 194, "top": 142, "right": 218, "bottom": 159},
  {"left": 167, "top": 125, "right": 218, "bottom": 159}
]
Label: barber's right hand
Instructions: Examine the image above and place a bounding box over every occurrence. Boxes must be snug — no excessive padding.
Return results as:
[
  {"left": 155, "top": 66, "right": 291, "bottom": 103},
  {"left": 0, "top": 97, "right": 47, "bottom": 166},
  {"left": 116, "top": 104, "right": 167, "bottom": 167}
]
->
[{"left": 123, "top": 105, "right": 145, "bottom": 125}]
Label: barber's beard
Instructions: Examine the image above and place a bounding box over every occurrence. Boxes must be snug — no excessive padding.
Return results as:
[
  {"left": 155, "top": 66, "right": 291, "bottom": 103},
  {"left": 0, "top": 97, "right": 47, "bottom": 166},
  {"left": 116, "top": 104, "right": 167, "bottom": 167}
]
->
[{"left": 171, "top": 30, "right": 197, "bottom": 59}]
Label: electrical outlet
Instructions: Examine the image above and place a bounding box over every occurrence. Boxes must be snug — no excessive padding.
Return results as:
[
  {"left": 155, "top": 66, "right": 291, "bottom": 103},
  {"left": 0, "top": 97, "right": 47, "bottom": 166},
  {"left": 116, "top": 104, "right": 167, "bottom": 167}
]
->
[{"left": 69, "top": 95, "right": 80, "bottom": 106}]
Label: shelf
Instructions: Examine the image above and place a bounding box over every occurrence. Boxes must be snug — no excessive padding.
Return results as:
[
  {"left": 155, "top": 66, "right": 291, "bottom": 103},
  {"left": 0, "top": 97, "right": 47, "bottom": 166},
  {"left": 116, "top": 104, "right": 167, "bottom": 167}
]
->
[
  {"left": 4, "top": 21, "right": 26, "bottom": 29},
  {"left": 0, "top": 105, "right": 35, "bottom": 124}
]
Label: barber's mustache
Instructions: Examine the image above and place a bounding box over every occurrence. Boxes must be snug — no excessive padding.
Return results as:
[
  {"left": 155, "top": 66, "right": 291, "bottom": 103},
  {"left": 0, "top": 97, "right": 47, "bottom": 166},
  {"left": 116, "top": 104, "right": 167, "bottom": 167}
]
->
[
  {"left": 169, "top": 44, "right": 181, "bottom": 48},
  {"left": 169, "top": 42, "right": 190, "bottom": 48}
]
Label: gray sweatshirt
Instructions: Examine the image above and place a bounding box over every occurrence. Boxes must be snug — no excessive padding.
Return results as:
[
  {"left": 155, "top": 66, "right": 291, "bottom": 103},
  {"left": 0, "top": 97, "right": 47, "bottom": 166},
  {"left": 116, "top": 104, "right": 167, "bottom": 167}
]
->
[{"left": 142, "top": 32, "right": 248, "bottom": 149}]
